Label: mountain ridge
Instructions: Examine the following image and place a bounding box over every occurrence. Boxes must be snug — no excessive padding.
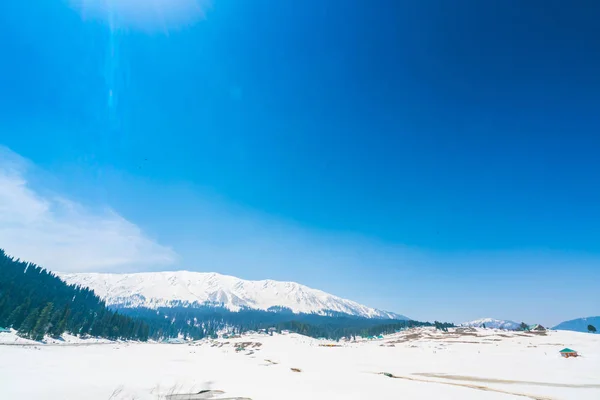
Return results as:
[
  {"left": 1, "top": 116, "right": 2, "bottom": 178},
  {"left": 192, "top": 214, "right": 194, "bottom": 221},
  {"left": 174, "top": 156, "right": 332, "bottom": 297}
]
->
[
  {"left": 461, "top": 317, "right": 520, "bottom": 330},
  {"left": 553, "top": 316, "right": 599, "bottom": 333},
  {"left": 57, "top": 270, "right": 408, "bottom": 320}
]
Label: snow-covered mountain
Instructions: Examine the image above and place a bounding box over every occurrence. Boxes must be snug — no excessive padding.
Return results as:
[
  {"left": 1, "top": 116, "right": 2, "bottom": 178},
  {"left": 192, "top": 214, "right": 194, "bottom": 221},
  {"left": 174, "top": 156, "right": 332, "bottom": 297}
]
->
[
  {"left": 58, "top": 271, "right": 408, "bottom": 320},
  {"left": 461, "top": 318, "right": 520, "bottom": 330},
  {"left": 553, "top": 316, "right": 599, "bottom": 333}
]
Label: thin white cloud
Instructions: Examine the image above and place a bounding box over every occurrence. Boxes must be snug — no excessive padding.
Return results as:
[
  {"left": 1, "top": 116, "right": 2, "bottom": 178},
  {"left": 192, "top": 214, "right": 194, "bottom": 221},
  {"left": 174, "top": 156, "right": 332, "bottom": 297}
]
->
[
  {"left": 68, "top": 0, "right": 211, "bottom": 32},
  {"left": 0, "top": 147, "right": 177, "bottom": 272}
]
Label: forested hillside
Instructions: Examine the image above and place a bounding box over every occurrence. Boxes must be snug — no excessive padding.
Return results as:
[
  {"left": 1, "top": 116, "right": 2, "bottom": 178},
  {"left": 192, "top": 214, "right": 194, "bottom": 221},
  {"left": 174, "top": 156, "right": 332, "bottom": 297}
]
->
[
  {"left": 119, "top": 305, "right": 453, "bottom": 340},
  {"left": 0, "top": 250, "right": 148, "bottom": 341}
]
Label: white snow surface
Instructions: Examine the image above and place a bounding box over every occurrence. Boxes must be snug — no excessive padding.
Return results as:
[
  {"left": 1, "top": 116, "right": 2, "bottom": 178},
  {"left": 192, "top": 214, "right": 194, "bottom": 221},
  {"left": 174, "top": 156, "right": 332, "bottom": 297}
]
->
[
  {"left": 57, "top": 271, "right": 406, "bottom": 319},
  {"left": 2, "top": 328, "right": 599, "bottom": 400},
  {"left": 43, "top": 333, "right": 115, "bottom": 345},
  {"left": 0, "top": 329, "right": 115, "bottom": 346},
  {"left": 462, "top": 317, "right": 521, "bottom": 330}
]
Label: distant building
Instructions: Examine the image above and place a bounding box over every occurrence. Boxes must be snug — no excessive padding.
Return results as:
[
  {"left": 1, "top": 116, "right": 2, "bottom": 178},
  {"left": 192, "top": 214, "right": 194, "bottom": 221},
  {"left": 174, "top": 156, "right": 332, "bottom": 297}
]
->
[
  {"left": 529, "top": 324, "right": 546, "bottom": 332},
  {"left": 559, "top": 348, "right": 578, "bottom": 358}
]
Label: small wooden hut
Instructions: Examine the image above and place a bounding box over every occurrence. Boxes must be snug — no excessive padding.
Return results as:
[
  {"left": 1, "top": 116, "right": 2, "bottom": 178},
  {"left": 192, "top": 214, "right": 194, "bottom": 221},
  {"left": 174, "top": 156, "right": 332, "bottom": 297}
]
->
[{"left": 559, "top": 348, "right": 578, "bottom": 358}]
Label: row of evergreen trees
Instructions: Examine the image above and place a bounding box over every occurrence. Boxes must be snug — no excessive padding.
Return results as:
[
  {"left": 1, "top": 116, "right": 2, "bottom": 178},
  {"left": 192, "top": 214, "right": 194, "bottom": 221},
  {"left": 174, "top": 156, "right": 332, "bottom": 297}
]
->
[
  {"left": 121, "top": 305, "right": 453, "bottom": 341},
  {"left": 0, "top": 250, "right": 149, "bottom": 341}
]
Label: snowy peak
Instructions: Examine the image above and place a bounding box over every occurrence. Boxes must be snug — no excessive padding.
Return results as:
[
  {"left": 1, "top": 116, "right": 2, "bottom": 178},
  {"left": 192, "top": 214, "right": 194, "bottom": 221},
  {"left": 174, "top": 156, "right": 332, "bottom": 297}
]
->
[
  {"left": 58, "top": 271, "right": 408, "bottom": 320},
  {"left": 461, "top": 318, "right": 520, "bottom": 330}
]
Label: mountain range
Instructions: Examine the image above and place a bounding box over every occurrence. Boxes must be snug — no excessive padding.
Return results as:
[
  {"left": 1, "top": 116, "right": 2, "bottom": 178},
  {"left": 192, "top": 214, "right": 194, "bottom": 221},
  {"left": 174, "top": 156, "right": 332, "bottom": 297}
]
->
[
  {"left": 461, "top": 318, "right": 521, "bottom": 330},
  {"left": 553, "top": 316, "right": 599, "bottom": 333},
  {"left": 58, "top": 271, "right": 408, "bottom": 320}
]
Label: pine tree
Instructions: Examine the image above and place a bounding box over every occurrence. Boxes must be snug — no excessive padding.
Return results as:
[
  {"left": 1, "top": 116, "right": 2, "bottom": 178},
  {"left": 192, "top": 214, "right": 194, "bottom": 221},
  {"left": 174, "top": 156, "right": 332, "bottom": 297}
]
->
[
  {"left": 6, "top": 304, "right": 27, "bottom": 329},
  {"left": 519, "top": 322, "right": 528, "bottom": 331},
  {"left": 19, "top": 308, "right": 40, "bottom": 338},
  {"left": 49, "top": 306, "right": 70, "bottom": 338},
  {"left": 32, "top": 302, "right": 54, "bottom": 341}
]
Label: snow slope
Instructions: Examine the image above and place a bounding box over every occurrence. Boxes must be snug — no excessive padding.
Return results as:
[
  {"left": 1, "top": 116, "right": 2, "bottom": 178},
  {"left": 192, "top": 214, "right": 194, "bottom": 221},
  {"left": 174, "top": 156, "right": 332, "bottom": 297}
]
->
[
  {"left": 461, "top": 318, "right": 520, "bottom": 330},
  {"left": 554, "top": 316, "right": 600, "bottom": 333},
  {"left": 57, "top": 271, "right": 407, "bottom": 319},
  {"left": 2, "top": 328, "right": 599, "bottom": 400}
]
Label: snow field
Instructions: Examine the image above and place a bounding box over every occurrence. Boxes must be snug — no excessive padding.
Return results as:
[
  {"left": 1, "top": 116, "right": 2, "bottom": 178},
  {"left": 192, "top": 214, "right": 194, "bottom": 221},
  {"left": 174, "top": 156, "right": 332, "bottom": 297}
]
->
[{"left": 1, "top": 328, "right": 598, "bottom": 400}]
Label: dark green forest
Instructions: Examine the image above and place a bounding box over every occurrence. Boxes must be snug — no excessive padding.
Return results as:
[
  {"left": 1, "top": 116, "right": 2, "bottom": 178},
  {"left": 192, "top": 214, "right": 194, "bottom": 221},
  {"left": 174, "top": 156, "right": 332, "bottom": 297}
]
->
[
  {"left": 119, "top": 305, "right": 453, "bottom": 340},
  {"left": 0, "top": 249, "right": 148, "bottom": 340},
  {"left": 0, "top": 248, "right": 453, "bottom": 342}
]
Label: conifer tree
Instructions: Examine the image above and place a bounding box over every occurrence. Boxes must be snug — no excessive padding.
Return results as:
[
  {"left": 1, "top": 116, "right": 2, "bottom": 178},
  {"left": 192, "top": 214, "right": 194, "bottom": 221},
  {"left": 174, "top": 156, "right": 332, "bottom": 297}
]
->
[
  {"left": 32, "top": 302, "right": 54, "bottom": 341},
  {"left": 6, "top": 304, "right": 27, "bottom": 329},
  {"left": 19, "top": 308, "right": 40, "bottom": 338},
  {"left": 519, "top": 322, "right": 528, "bottom": 331}
]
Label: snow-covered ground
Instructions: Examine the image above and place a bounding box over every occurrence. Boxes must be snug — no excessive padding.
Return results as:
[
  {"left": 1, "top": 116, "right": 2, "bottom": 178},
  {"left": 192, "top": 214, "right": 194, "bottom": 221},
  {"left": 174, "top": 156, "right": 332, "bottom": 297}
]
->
[
  {"left": 0, "top": 329, "right": 115, "bottom": 346},
  {"left": 1, "top": 328, "right": 599, "bottom": 400}
]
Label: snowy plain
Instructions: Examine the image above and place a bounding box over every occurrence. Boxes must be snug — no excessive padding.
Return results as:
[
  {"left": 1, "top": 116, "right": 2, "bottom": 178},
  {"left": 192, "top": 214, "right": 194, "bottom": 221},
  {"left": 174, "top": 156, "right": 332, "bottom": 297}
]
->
[{"left": 1, "top": 327, "right": 598, "bottom": 400}]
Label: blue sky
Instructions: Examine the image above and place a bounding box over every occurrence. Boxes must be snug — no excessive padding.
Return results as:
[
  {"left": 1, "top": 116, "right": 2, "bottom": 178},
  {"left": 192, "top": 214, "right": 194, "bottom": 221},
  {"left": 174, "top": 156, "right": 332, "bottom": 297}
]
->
[{"left": 1, "top": 1, "right": 599, "bottom": 326}]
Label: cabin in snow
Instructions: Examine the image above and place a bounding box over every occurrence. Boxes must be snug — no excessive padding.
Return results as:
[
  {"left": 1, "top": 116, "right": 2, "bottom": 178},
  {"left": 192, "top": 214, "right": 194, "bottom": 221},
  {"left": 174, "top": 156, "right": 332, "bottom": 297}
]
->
[
  {"left": 559, "top": 348, "right": 578, "bottom": 358},
  {"left": 529, "top": 324, "right": 546, "bottom": 332}
]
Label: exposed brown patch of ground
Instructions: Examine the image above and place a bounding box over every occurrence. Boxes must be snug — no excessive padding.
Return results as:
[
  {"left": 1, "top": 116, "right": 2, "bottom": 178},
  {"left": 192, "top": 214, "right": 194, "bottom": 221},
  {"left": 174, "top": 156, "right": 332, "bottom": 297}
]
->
[
  {"left": 402, "top": 333, "right": 423, "bottom": 340},
  {"left": 237, "top": 342, "right": 262, "bottom": 348},
  {"left": 441, "top": 341, "right": 492, "bottom": 344}
]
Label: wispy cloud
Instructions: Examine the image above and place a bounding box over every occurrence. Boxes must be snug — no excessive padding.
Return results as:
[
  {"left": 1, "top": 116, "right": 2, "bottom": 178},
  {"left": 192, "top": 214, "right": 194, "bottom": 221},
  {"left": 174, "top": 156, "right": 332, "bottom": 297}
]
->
[
  {"left": 0, "top": 147, "right": 177, "bottom": 272},
  {"left": 1, "top": 148, "right": 596, "bottom": 326},
  {"left": 68, "top": 0, "right": 212, "bottom": 32}
]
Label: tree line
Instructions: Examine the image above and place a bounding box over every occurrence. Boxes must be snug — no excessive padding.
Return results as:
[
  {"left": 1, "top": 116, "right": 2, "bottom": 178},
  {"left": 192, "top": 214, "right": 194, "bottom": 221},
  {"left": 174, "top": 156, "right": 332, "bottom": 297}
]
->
[
  {"left": 0, "top": 249, "right": 149, "bottom": 341},
  {"left": 121, "top": 305, "right": 454, "bottom": 341}
]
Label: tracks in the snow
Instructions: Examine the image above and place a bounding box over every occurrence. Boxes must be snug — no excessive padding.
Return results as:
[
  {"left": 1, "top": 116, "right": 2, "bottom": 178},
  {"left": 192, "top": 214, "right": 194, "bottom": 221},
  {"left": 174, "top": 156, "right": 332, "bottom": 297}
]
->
[
  {"left": 375, "top": 372, "right": 556, "bottom": 400},
  {"left": 414, "top": 373, "right": 600, "bottom": 389}
]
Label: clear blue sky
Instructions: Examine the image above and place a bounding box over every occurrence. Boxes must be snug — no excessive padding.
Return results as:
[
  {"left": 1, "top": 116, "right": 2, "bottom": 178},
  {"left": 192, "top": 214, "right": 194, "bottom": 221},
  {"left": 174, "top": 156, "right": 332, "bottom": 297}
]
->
[{"left": 1, "top": 1, "right": 599, "bottom": 326}]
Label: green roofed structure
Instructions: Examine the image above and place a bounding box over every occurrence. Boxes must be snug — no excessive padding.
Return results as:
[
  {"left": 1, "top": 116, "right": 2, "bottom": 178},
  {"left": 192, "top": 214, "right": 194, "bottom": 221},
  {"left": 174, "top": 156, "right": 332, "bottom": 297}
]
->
[{"left": 559, "top": 348, "right": 578, "bottom": 358}]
